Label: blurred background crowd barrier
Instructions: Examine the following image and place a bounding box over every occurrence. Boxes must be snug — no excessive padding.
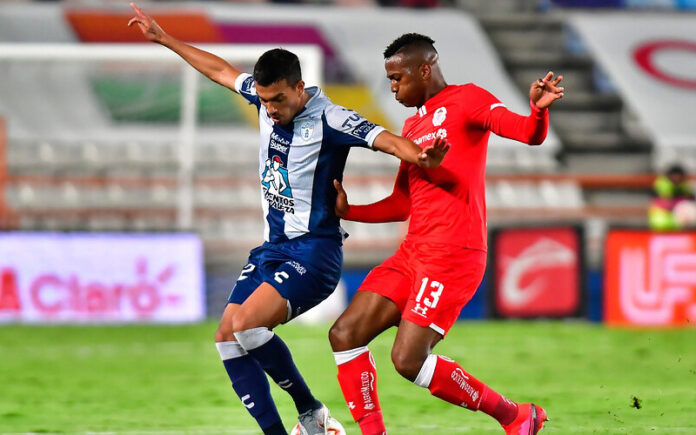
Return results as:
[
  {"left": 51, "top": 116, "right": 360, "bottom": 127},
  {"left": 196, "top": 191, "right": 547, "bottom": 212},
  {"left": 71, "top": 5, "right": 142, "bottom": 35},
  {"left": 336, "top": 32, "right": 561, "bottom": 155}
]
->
[{"left": 0, "top": 0, "right": 694, "bottom": 326}]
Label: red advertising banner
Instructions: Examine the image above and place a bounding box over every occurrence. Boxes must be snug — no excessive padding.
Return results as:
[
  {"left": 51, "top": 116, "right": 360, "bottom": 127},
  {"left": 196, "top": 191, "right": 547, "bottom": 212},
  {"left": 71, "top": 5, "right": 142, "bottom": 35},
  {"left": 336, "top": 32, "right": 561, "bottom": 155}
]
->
[
  {"left": 605, "top": 230, "right": 696, "bottom": 327},
  {"left": 492, "top": 227, "right": 582, "bottom": 318}
]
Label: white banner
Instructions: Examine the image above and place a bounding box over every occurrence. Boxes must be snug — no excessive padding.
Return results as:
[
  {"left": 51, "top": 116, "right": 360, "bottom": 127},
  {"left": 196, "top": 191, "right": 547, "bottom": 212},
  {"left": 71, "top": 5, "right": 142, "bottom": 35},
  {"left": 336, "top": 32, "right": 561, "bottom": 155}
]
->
[
  {"left": 570, "top": 13, "right": 696, "bottom": 149},
  {"left": 0, "top": 233, "right": 205, "bottom": 323}
]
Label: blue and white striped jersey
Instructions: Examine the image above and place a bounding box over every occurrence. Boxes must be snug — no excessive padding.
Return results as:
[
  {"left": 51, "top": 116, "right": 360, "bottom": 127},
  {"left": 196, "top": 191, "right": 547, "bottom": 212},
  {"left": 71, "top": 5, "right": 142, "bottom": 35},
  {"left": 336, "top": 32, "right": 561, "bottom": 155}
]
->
[{"left": 234, "top": 73, "right": 386, "bottom": 243}]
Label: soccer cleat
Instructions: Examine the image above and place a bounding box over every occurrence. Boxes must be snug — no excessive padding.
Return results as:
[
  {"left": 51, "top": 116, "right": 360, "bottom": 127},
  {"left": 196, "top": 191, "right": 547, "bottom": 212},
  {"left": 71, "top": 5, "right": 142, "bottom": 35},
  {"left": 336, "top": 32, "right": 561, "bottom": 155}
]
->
[
  {"left": 296, "top": 403, "right": 331, "bottom": 435},
  {"left": 502, "top": 403, "right": 547, "bottom": 435}
]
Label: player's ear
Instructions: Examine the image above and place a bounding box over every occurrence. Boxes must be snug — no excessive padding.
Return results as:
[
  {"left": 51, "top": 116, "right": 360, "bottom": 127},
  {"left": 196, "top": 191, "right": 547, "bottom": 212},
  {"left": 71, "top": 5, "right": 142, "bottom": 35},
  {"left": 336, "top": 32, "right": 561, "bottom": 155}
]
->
[
  {"left": 420, "top": 63, "right": 431, "bottom": 81},
  {"left": 294, "top": 80, "right": 305, "bottom": 95}
]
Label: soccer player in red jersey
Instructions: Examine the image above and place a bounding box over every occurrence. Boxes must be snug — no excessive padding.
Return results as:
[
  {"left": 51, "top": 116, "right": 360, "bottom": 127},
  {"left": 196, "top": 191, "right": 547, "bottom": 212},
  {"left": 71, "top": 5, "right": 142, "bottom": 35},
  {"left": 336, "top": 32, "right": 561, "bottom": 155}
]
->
[{"left": 328, "top": 33, "right": 564, "bottom": 435}]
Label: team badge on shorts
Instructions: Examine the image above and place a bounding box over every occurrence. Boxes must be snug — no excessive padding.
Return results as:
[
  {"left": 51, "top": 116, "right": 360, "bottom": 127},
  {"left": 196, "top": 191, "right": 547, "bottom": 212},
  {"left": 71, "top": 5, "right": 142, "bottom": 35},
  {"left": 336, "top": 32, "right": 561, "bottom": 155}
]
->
[
  {"left": 300, "top": 121, "right": 314, "bottom": 141},
  {"left": 432, "top": 107, "right": 447, "bottom": 127}
]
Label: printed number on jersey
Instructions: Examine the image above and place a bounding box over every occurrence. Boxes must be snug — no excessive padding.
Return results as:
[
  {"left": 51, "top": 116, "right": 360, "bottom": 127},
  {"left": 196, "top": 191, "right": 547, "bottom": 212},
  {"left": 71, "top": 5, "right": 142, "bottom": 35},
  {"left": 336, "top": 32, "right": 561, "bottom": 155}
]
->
[{"left": 416, "top": 277, "right": 444, "bottom": 308}]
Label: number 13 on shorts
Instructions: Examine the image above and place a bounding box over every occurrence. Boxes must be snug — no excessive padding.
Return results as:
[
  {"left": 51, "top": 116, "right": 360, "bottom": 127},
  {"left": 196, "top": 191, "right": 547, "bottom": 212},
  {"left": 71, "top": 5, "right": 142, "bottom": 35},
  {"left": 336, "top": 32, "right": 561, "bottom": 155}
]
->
[{"left": 416, "top": 277, "right": 444, "bottom": 309}]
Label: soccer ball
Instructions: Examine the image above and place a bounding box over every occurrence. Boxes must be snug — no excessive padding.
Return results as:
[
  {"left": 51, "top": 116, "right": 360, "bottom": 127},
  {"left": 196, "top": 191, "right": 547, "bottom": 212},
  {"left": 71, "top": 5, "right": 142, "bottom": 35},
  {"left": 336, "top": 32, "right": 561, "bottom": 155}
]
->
[
  {"left": 289, "top": 417, "right": 346, "bottom": 435},
  {"left": 673, "top": 200, "right": 696, "bottom": 227}
]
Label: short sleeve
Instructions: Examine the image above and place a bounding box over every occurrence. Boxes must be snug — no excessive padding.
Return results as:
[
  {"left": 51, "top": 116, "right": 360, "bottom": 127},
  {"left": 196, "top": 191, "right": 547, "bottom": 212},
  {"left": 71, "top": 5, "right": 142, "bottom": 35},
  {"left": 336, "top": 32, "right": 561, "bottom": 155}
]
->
[
  {"left": 323, "top": 105, "right": 386, "bottom": 149},
  {"left": 234, "top": 73, "right": 260, "bottom": 108}
]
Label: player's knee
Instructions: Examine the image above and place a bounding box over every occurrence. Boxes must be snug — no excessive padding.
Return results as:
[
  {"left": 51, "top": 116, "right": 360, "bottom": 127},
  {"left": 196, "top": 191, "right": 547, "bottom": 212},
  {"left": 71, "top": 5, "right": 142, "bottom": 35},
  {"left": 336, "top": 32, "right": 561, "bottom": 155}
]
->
[
  {"left": 231, "top": 309, "right": 255, "bottom": 333},
  {"left": 328, "top": 318, "right": 356, "bottom": 351},
  {"left": 215, "top": 321, "right": 235, "bottom": 343},
  {"left": 391, "top": 346, "right": 425, "bottom": 382}
]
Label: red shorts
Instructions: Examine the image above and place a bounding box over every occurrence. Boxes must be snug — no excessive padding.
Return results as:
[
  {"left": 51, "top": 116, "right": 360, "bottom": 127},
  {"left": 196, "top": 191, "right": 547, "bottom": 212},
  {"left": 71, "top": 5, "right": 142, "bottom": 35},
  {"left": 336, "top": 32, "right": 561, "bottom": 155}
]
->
[{"left": 358, "top": 239, "right": 486, "bottom": 337}]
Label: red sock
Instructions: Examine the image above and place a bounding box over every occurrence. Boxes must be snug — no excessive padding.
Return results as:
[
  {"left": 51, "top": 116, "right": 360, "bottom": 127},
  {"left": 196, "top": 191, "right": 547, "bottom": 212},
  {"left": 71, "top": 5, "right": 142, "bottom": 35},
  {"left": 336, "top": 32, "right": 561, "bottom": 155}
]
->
[
  {"left": 427, "top": 355, "right": 518, "bottom": 425},
  {"left": 335, "top": 349, "right": 386, "bottom": 435}
]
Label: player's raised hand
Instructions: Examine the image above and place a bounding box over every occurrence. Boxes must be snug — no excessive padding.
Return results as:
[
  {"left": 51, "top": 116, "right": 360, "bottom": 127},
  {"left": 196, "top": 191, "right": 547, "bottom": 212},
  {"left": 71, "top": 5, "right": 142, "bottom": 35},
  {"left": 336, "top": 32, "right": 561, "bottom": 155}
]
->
[
  {"left": 530, "top": 71, "right": 564, "bottom": 109},
  {"left": 418, "top": 136, "right": 450, "bottom": 168},
  {"left": 333, "top": 179, "right": 350, "bottom": 218},
  {"left": 128, "top": 3, "right": 166, "bottom": 44}
]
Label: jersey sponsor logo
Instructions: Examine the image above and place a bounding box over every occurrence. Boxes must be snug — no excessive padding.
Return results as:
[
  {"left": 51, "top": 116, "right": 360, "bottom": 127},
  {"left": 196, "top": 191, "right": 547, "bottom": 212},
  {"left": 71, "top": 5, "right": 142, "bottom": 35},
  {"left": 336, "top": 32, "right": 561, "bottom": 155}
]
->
[
  {"left": 413, "top": 129, "right": 447, "bottom": 145},
  {"left": 411, "top": 303, "right": 428, "bottom": 317},
  {"left": 270, "top": 132, "right": 290, "bottom": 154},
  {"left": 285, "top": 261, "right": 307, "bottom": 275},
  {"left": 240, "top": 76, "right": 257, "bottom": 96},
  {"left": 351, "top": 120, "right": 378, "bottom": 140},
  {"left": 432, "top": 107, "right": 447, "bottom": 126},
  {"left": 300, "top": 121, "right": 314, "bottom": 141},
  {"left": 451, "top": 368, "right": 479, "bottom": 404},
  {"left": 360, "top": 371, "right": 376, "bottom": 410},
  {"left": 262, "top": 156, "right": 295, "bottom": 214}
]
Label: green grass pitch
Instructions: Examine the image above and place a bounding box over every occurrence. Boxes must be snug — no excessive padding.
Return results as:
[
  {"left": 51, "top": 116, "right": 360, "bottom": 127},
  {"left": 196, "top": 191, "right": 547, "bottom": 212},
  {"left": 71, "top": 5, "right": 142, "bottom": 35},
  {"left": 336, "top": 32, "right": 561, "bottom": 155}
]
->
[{"left": 1, "top": 321, "right": 695, "bottom": 434}]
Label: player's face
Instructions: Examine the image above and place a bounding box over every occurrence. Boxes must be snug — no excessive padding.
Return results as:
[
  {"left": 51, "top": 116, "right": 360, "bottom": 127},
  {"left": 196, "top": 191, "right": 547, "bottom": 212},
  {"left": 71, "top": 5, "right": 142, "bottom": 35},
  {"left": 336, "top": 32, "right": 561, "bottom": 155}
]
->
[
  {"left": 385, "top": 55, "right": 426, "bottom": 108},
  {"left": 256, "top": 79, "right": 305, "bottom": 125}
]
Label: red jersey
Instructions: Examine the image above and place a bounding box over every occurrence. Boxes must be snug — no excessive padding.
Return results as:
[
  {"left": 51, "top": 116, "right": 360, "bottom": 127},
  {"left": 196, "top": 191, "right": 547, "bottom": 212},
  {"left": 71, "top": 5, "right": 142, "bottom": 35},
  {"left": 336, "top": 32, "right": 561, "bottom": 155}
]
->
[{"left": 346, "top": 84, "right": 549, "bottom": 251}]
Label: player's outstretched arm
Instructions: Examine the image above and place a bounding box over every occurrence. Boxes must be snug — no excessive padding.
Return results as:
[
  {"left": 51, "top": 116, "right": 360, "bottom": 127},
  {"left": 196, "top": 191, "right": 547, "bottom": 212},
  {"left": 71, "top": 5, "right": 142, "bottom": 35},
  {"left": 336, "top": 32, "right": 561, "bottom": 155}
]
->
[
  {"left": 372, "top": 131, "right": 449, "bottom": 169},
  {"left": 127, "top": 2, "right": 240, "bottom": 90},
  {"left": 333, "top": 164, "right": 410, "bottom": 223},
  {"left": 475, "top": 72, "right": 563, "bottom": 146}
]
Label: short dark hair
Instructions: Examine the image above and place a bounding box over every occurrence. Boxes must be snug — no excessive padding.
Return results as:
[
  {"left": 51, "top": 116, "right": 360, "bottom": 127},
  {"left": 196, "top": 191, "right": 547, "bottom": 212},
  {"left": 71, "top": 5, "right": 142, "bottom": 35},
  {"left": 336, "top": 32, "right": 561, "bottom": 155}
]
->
[
  {"left": 383, "top": 33, "right": 437, "bottom": 59},
  {"left": 667, "top": 164, "right": 687, "bottom": 177},
  {"left": 253, "top": 48, "right": 302, "bottom": 87}
]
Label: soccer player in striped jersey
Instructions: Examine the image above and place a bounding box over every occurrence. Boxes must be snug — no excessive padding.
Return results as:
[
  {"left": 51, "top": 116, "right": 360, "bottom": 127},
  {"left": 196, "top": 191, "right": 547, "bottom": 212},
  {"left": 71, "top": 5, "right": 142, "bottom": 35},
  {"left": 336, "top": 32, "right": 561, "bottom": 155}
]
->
[
  {"left": 128, "top": 6, "right": 448, "bottom": 435},
  {"left": 329, "top": 33, "right": 564, "bottom": 435}
]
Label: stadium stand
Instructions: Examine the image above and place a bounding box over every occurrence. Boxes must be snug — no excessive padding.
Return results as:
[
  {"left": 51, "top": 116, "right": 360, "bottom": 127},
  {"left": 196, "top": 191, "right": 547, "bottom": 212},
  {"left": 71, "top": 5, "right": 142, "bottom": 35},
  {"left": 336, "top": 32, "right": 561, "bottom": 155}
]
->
[{"left": 2, "top": 1, "right": 692, "bottom": 270}]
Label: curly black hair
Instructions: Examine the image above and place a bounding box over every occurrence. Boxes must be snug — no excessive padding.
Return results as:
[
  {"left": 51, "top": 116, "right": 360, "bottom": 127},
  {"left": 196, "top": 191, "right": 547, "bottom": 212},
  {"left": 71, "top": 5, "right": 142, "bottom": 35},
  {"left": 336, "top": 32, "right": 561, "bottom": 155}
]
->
[{"left": 383, "top": 33, "right": 437, "bottom": 59}]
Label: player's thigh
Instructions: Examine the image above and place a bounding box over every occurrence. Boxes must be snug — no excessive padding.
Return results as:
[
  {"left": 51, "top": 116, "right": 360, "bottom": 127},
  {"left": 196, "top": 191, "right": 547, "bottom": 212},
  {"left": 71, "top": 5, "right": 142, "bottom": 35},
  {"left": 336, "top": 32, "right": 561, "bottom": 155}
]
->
[
  {"left": 215, "top": 303, "right": 241, "bottom": 342},
  {"left": 233, "top": 282, "right": 289, "bottom": 331},
  {"left": 402, "top": 248, "right": 486, "bottom": 338},
  {"left": 264, "top": 241, "right": 342, "bottom": 321},
  {"left": 329, "top": 291, "right": 401, "bottom": 351}
]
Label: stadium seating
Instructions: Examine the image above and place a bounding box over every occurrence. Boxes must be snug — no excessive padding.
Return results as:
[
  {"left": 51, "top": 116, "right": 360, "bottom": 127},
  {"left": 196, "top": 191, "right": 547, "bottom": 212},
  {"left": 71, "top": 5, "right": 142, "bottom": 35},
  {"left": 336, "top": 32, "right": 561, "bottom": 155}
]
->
[{"left": 1, "top": 1, "right": 676, "bottom": 267}]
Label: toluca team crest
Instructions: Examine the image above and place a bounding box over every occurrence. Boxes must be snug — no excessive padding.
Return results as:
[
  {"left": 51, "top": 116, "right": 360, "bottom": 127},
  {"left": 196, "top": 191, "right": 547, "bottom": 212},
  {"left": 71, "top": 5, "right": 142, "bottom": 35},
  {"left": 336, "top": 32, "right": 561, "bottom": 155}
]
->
[
  {"left": 300, "top": 121, "right": 314, "bottom": 141},
  {"left": 261, "top": 156, "right": 295, "bottom": 213},
  {"left": 432, "top": 107, "right": 447, "bottom": 126}
]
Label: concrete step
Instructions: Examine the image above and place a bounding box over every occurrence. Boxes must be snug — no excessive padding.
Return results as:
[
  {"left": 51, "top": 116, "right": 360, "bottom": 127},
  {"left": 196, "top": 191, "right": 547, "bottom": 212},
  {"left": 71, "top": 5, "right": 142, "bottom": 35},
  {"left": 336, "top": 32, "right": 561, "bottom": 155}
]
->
[
  {"left": 563, "top": 152, "right": 653, "bottom": 174},
  {"left": 487, "top": 29, "right": 566, "bottom": 52},
  {"left": 512, "top": 68, "right": 594, "bottom": 93},
  {"left": 562, "top": 131, "right": 652, "bottom": 153},
  {"left": 551, "top": 111, "right": 623, "bottom": 134},
  {"left": 551, "top": 92, "right": 622, "bottom": 111},
  {"left": 501, "top": 51, "right": 593, "bottom": 70}
]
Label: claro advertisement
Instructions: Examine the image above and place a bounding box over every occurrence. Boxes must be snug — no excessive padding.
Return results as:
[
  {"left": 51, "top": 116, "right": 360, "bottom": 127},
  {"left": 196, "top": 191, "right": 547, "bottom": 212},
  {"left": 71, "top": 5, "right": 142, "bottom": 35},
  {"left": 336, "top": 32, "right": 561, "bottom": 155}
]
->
[{"left": 0, "top": 233, "right": 205, "bottom": 323}]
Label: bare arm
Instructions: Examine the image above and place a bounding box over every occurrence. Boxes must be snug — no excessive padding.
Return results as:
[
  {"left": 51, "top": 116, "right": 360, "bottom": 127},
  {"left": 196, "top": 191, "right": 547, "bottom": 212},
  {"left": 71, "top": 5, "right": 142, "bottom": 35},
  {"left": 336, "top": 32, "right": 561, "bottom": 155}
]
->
[
  {"left": 128, "top": 2, "right": 240, "bottom": 90},
  {"left": 372, "top": 131, "right": 449, "bottom": 169}
]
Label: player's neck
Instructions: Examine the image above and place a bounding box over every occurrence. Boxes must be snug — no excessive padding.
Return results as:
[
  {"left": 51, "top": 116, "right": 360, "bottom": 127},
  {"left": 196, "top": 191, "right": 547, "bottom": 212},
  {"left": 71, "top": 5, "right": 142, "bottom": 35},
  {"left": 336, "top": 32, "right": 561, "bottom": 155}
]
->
[{"left": 423, "top": 80, "right": 448, "bottom": 106}]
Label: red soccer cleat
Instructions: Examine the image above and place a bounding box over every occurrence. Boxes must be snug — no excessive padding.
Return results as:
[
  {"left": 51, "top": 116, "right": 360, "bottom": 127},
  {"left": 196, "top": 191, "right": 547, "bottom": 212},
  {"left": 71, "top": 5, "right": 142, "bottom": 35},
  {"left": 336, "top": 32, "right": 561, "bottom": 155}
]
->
[{"left": 502, "top": 403, "right": 547, "bottom": 435}]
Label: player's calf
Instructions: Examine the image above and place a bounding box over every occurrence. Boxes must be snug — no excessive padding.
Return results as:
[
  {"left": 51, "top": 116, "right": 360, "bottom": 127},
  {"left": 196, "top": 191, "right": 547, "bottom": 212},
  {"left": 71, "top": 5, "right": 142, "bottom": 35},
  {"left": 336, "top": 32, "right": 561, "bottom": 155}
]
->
[
  {"left": 333, "top": 347, "right": 386, "bottom": 435},
  {"left": 413, "top": 354, "right": 520, "bottom": 427}
]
